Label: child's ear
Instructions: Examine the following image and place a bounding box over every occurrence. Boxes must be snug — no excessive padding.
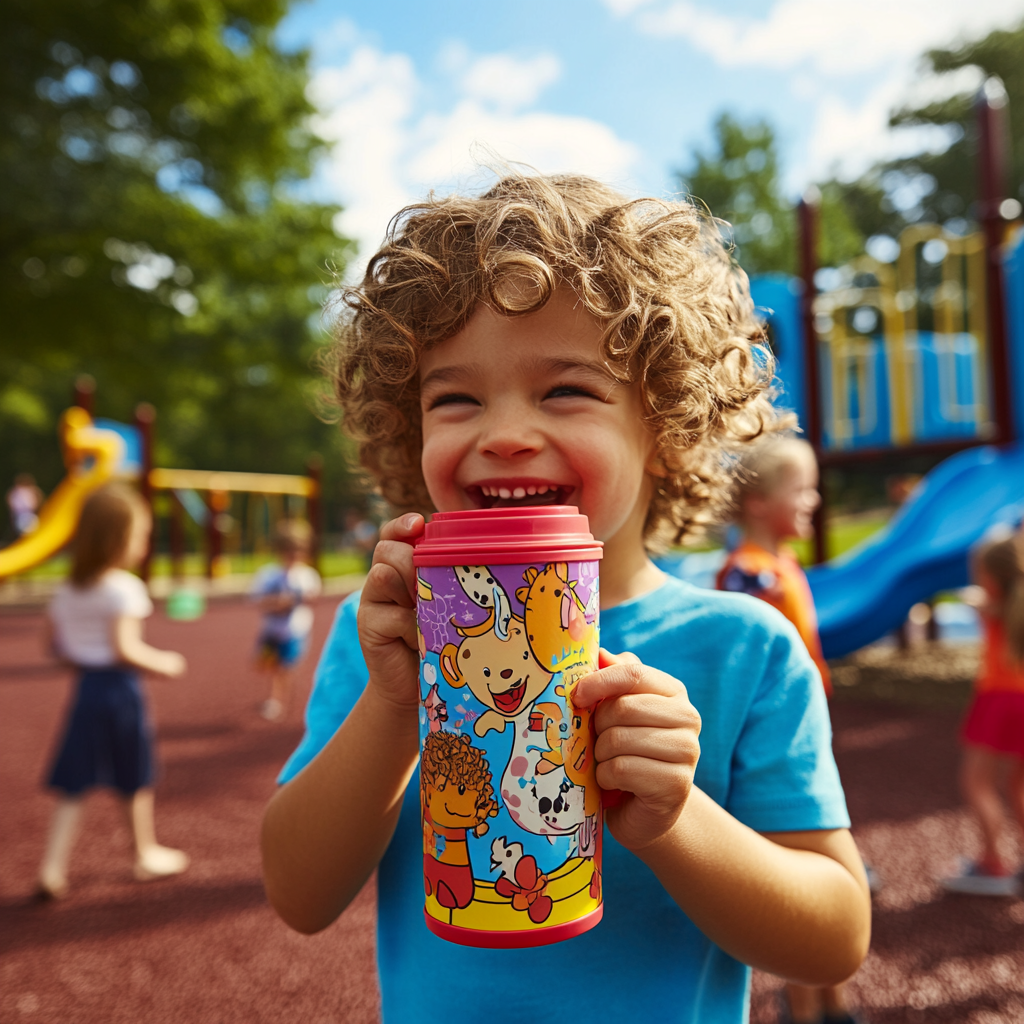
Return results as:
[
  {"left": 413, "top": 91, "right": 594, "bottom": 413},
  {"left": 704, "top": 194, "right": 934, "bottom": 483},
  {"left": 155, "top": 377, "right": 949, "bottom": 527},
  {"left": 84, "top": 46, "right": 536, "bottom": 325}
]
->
[{"left": 645, "top": 449, "right": 669, "bottom": 478}]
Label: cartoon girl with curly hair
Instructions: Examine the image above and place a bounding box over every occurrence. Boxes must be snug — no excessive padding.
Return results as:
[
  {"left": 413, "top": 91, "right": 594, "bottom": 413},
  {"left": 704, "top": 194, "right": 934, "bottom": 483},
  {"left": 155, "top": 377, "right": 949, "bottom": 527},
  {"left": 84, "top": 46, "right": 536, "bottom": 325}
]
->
[{"left": 420, "top": 731, "right": 499, "bottom": 909}]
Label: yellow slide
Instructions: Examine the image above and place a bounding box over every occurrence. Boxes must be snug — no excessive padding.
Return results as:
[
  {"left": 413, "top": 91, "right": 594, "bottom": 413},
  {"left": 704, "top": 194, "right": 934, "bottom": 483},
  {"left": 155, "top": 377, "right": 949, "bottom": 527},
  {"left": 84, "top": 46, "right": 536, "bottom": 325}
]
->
[{"left": 0, "top": 408, "right": 126, "bottom": 578}]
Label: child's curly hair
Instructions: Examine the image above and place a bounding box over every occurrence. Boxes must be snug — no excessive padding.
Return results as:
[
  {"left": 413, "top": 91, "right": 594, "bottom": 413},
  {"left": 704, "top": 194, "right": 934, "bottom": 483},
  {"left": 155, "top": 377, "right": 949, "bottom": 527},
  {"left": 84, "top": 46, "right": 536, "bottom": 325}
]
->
[
  {"left": 329, "top": 173, "right": 787, "bottom": 548},
  {"left": 420, "top": 731, "right": 499, "bottom": 822}
]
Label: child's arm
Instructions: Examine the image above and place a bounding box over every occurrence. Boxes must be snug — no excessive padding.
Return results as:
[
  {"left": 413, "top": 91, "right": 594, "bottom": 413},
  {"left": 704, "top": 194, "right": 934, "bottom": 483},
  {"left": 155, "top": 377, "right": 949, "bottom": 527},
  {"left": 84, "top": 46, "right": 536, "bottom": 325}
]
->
[
  {"left": 41, "top": 617, "right": 74, "bottom": 666},
  {"left": 577, "top": 651, "right": 870, "bottom": 986},
  {"left": 258, "top": 592, "right": 300, "bottom": 615},
  {"left": 112, "top": 616, "right": 187, "bottom": 677},
  {"left": 261, "top": 515, "right": 424, "bottom": 934}
]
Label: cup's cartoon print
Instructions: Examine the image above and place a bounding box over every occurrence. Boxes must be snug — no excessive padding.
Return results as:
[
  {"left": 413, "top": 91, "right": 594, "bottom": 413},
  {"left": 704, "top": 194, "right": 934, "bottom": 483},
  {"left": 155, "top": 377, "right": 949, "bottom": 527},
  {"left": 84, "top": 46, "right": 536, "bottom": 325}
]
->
[
  {"left": 516, "top": 562, "right": 599, "bottom": 685},
  {"left": 421, "top": 730, "right": 499, "bottom": 910},
  {"left": 416, "top": 558, "right": 602, "bottom": 945},
  {"left": 438, "top": 610, "right": 553, "bottom": 737}
]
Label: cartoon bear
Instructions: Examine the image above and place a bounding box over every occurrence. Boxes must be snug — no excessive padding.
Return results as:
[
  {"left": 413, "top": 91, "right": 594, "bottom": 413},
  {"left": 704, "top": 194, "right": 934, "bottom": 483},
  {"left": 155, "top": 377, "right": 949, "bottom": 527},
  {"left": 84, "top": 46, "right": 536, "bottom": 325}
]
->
[{"left": 439, "top": 610, "right": 553, "bottom": 737}]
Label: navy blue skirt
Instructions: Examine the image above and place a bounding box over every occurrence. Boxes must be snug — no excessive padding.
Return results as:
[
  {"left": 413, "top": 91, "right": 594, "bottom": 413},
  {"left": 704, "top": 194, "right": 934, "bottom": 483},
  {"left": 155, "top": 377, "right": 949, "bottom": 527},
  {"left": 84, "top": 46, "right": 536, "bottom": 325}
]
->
[{"left": 47, "top": 667, "right": 154, "bottom": 796}]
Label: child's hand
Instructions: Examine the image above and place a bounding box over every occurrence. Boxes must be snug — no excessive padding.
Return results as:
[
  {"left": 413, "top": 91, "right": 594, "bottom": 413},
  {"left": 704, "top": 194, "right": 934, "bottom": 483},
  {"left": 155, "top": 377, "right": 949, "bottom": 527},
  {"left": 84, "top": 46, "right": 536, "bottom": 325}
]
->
[
  {"left": 357, "top": 513, "right": 424, "bottom": 711},
  {"left": 161, "top": 651, "right": 187, "bottom": 677},
  {"left": 574, "top": 648, "right": 701, "bottom": 852}
]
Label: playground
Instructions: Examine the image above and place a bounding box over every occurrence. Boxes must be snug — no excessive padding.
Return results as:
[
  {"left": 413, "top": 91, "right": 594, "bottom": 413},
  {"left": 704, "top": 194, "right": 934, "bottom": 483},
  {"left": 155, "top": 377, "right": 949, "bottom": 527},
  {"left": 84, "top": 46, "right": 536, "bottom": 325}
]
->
[
  {"left": 4, "top": 51, "right": 1024, "bottom": 1024},
  {"left": 1, "top": 596, "right": 1023, "bottom": 1023}
]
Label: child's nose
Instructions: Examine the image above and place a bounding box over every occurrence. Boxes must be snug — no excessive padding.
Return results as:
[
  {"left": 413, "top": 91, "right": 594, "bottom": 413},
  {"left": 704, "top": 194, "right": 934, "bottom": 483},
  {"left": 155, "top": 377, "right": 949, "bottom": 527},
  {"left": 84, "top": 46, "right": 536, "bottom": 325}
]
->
[
  {"left": 478, "top": 409, "right": 542, "bottom": 460},
  {"left": 500, "top": 669, "right": 513, "bottom": 679}
]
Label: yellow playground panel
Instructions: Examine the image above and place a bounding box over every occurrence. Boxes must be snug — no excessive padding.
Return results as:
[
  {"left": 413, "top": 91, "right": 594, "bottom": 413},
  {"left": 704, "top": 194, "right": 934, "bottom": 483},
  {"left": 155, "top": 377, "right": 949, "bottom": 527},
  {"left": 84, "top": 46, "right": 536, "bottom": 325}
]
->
[
  {"left": 814, "top": 226, "right": 991, "bottom": 451},
  {"left": 0, "top": 408, "right": 320, "bottom": 580}
]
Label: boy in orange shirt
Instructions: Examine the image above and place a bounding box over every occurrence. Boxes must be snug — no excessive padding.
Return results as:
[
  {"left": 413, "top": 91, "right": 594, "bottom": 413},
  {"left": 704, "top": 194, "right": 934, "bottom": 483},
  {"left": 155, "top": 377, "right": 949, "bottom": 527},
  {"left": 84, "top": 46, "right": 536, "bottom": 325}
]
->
[
  {"left": 717, "top": 437, "right": 830, "bottom": 695},
  {"left": 718, "top": 436, "right": 864, "bottom": 1024}
]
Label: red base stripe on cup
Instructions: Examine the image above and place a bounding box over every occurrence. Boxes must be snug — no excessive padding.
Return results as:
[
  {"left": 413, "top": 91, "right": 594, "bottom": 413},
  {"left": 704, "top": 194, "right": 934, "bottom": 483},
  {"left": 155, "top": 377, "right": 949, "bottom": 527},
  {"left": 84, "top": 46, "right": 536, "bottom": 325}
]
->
[{"left": 423, "top": 905, "right": 603, "bottom": 948}]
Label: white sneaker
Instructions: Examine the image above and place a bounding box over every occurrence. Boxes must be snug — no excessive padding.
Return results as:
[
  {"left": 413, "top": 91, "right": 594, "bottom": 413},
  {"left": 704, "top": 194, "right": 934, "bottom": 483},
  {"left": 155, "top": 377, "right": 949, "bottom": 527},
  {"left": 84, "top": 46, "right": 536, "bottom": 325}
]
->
[
  {"left": 134, "top": 845, "right": 189, "bottom": 881},
  {"left": 940, "top": 860, "right": 1019, "bottom": 896}
]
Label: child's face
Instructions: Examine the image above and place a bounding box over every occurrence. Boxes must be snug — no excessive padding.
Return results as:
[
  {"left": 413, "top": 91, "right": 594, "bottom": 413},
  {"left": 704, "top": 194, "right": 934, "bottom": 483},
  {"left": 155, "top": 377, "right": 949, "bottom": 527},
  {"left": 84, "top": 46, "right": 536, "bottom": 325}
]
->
[
  {"left": 753, "top": 456, "right": 820, "bottom": 542},
  {"left": 121, "top": 511, "right": 152, "bottom": 570},
  {"left": 418, "top": 287, "right": 658, "bottom": 550}
]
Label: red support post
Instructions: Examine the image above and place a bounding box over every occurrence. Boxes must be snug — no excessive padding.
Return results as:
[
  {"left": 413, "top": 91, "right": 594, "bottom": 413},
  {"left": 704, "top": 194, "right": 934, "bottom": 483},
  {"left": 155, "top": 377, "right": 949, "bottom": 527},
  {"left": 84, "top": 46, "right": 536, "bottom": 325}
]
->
[
  {"left": 306, "top": 454, "right": 323, "bottom": 575},
  {"left": 169, "top": 491, "right": 185, "bottom": 580},
  {"left": 976, "top": 76, "right": 1016, "bottom": 444},
  {"left": 73, "top": 374, "right": 95, "bottom": 415},
  {"left": 206, "top": 491, "right": 228, "bottom": 579},
  {"left": 797, "top": 192, "right": 827, "bottom": 564},
  {"left": 134, "top": 403, "right": 156, "bottom": 582}
]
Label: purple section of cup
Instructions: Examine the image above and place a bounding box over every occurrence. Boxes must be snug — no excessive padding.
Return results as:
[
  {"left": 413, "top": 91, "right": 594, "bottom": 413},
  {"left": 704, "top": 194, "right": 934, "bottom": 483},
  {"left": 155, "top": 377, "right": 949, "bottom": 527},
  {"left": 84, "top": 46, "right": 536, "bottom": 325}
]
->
[{"left": 417, "top": 561, "right": 599, "bottom": 658}]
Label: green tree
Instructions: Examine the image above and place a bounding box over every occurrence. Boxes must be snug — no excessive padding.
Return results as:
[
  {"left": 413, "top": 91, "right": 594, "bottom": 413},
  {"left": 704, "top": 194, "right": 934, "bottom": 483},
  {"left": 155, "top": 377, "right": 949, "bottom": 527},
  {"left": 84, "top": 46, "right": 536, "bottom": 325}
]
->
[
  {"left": 678, "top": 113, "right": 863, "bottom": 276},
  {"left": 1, "top": 0, "right": 357, "bottom": 532},
  {"left": 831, "top": 19, "right": 1024, "bottom": 242}
]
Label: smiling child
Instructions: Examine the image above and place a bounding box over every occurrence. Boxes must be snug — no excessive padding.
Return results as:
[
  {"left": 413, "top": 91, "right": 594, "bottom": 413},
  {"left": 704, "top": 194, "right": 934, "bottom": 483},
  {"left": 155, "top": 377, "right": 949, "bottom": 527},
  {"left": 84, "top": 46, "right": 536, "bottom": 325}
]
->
[{"left": 261, "top": 174, "right": 870, "bottom": 1024}]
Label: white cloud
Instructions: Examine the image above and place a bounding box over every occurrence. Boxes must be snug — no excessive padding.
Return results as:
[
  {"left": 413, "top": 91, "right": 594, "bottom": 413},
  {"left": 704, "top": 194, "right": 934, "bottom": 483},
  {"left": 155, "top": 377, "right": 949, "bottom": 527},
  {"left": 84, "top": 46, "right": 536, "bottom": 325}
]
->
[
  {"left": 461, "top": 53, "right": 562, "bottom": 110},
  {"left": 309, "top": 38, "right": 639, "bottom": 278},
  {"left": 798, "top": 80, "right": 961, "bottom": 185},
  {"left": 606, "top": 0, "right": 1024, "bottom": 187},
  {"left": 613, "top": 0, "right": 1024, "bottom": 76}
]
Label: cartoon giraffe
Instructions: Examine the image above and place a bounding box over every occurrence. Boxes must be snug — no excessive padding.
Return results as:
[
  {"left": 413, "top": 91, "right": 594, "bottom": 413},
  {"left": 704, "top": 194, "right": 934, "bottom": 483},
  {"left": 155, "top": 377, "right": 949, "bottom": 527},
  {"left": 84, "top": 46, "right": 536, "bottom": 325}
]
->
[{"left": 516, "top": 562, "right": 599, "bottom": 686}]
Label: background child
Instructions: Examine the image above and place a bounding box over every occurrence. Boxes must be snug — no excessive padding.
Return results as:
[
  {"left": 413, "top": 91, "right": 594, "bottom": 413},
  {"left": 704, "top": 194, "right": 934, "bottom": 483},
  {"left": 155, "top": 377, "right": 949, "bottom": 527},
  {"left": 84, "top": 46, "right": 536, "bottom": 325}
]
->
[
  {"left": 717, "top": 436, "right": 864, "bottom": 1024},
  {"left": 261, "top": 174, "right": 870, "bottom": 1024},
  {"left": 718, "top": 436, "right": 830, "bottom": 696},
  {"left": 38, "top": 483, "right": 187, "bottom": 899},
  {"left": 250, "top": 518, "right": 321, "bottom": 721},
  {"left": 941, "top": 534, "right": 1024, "bottom": 896}
]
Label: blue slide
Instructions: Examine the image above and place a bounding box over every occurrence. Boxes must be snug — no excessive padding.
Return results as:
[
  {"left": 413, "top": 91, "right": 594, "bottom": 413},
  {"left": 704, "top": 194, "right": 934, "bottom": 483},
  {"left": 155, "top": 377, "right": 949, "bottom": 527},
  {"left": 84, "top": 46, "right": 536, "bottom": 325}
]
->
[
  {"left": 654, "top": 443, "right": 1024, "bottom": 658},
  {"left": 806, "top": 443, "right": 1024, "bottom": 658}
]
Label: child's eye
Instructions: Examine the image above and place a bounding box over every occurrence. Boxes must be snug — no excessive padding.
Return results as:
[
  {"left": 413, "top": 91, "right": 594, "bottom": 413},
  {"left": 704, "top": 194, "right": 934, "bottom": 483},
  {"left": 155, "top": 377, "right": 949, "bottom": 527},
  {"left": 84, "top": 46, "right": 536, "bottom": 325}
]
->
[
  {"left": 545, "top": 385, "right": 596, "bottom": 400},
  {"left": 427, "top": 392, "right": 478, "bottom": 410}
]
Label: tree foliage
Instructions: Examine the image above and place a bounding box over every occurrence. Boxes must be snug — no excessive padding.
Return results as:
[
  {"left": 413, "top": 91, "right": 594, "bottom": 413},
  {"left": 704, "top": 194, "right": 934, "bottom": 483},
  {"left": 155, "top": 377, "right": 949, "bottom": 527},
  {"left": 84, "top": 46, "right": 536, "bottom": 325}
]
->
[
  {"left": 1, "top": 0, "right": 356, "bottom": 524},
  {"left": 678, "top": 113, "right": 863, "bottom": 276},
  {"left": 828, "top": 20, "right": 1024, "bottom": 242}
]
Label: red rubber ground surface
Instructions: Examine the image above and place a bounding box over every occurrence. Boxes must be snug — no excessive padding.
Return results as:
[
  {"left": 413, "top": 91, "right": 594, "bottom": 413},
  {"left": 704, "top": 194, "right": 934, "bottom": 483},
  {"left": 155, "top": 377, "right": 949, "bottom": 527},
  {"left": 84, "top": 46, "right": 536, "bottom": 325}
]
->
[{"left": 2, "top": 597, "right": 1023, "bottom": 1023}]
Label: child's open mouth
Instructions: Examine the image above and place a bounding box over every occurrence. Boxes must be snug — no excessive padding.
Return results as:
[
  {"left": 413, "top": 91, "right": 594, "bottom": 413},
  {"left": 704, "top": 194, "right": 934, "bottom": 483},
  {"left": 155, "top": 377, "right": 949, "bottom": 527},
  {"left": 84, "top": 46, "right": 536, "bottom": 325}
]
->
[
  {"left": 467, "top": 483, "right": 574, "bottom": 509},
  {"left": 492, "top": 678, "right": 528, "bottom": 714}
]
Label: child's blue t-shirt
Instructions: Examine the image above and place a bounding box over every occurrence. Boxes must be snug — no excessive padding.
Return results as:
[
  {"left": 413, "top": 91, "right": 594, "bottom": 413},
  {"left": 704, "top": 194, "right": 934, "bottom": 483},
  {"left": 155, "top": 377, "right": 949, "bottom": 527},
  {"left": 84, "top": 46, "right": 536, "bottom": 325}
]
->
[{"left": 278, "top": 577, "right": 849, "bottom": 1024}]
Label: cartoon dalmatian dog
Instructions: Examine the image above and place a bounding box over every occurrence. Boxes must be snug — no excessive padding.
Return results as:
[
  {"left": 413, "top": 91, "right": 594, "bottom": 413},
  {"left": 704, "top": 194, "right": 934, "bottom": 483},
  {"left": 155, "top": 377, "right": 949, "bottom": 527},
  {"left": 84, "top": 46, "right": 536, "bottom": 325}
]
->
[{"left": 455, "top": 565, "right": 513, "bottom": 641}]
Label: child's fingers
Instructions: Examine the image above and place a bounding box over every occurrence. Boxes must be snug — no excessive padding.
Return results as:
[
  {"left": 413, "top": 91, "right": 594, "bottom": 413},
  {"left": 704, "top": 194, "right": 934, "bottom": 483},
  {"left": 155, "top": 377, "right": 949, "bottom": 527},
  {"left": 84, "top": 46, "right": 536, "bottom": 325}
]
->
[
  {"left": 573, "top": 658, "right": 684, "bottom": 707},
  {"left": 594, "top": 723, "right": 700, "bottom": 767},
  {"left": 377, "top": 513, "right": 425, "bottom": 544},
  {"left": 359, "top": 603, "right": 419, "bottom": 653},
  {"left": 595, "top": 755, "right": 694, "bottom": 810},
  {"left": 597, "top": 647, "right": 641, "bottom": 669},
  {"left": 593, "top": 691, "right": 701, "bottom": 734},
  {"left": 364, "top": 550, "right": 417, "bottom": 608}
]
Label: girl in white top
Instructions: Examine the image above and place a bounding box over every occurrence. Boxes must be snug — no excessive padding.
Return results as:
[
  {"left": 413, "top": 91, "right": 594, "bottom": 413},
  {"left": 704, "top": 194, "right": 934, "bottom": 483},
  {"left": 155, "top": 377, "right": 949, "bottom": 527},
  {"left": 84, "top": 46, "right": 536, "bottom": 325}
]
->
[{"left": 38, "top": 483, "right": 188, "bottom": 899}]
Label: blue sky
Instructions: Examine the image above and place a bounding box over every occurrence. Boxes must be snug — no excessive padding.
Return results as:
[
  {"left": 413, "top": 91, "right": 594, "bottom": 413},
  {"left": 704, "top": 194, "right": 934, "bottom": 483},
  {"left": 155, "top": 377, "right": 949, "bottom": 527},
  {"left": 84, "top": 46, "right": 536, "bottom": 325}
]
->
[{"left": 277, "top": 0, "right": 1024, "bottom": 271}]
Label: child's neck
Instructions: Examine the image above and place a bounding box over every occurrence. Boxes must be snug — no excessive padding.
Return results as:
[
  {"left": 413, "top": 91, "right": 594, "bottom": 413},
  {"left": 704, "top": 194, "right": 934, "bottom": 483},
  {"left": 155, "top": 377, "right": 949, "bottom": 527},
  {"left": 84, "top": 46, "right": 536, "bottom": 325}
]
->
[
  {"left": 600, "top": 529, "right": 666, "bottom": 609},
  {"left": 742, "top": 522, "right": 784, "bottom": 557}
]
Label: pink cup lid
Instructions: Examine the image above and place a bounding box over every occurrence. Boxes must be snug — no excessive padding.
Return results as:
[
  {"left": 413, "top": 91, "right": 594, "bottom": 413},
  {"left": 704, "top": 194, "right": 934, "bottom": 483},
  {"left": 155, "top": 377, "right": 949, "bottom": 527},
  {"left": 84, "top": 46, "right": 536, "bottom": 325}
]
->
[{"left": 413, "top": 506, "right": 603, "bottom": 566}]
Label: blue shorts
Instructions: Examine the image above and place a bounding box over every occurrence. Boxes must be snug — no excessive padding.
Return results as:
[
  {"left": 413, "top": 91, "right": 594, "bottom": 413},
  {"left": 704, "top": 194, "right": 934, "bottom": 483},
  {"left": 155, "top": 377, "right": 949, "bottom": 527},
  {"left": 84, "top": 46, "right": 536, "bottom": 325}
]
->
[
  {"left": 257, "top": 635, "right": 305, "bottom": 668},
  {"left": 47, "top": 668, "right": 154, "bottom": 797}
]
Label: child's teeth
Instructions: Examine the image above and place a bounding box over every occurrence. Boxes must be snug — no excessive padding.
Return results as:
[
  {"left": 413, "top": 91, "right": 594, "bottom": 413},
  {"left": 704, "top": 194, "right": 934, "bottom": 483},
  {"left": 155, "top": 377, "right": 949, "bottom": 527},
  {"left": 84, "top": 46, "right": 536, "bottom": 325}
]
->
[
  {"left": 499, "top": 487, "right": 511, "bottom": 499},
  {"left": 537, "top": 485, "right": 549, "bottom": 494},
  {"left": 513, "top": 487, "right": 525, "bottom": 499},
  {"left": 527, "top": 486, "right": 537, "bottom": 495}
]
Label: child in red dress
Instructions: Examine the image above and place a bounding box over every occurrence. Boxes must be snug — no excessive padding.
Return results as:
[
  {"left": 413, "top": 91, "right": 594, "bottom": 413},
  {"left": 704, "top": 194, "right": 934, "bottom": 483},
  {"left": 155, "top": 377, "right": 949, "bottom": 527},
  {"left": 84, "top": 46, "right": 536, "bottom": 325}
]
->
[{"left": 941, "top": 534, "right": 1024, "bottom": 896}]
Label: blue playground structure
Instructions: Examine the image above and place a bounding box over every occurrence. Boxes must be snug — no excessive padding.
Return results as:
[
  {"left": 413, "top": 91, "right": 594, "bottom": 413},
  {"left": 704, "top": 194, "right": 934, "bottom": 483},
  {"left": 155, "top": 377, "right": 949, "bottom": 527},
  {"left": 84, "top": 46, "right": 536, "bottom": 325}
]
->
[{"left": 659, "top": 83, "right": 1024, "bottom": 657}]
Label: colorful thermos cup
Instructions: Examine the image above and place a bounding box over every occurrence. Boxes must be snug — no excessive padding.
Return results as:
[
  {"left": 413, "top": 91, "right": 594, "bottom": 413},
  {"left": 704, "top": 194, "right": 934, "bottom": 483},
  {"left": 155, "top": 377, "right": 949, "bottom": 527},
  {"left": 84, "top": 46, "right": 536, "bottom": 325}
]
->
[{"left": 413, "top": 506, "right": 604, "bottom": 948}]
